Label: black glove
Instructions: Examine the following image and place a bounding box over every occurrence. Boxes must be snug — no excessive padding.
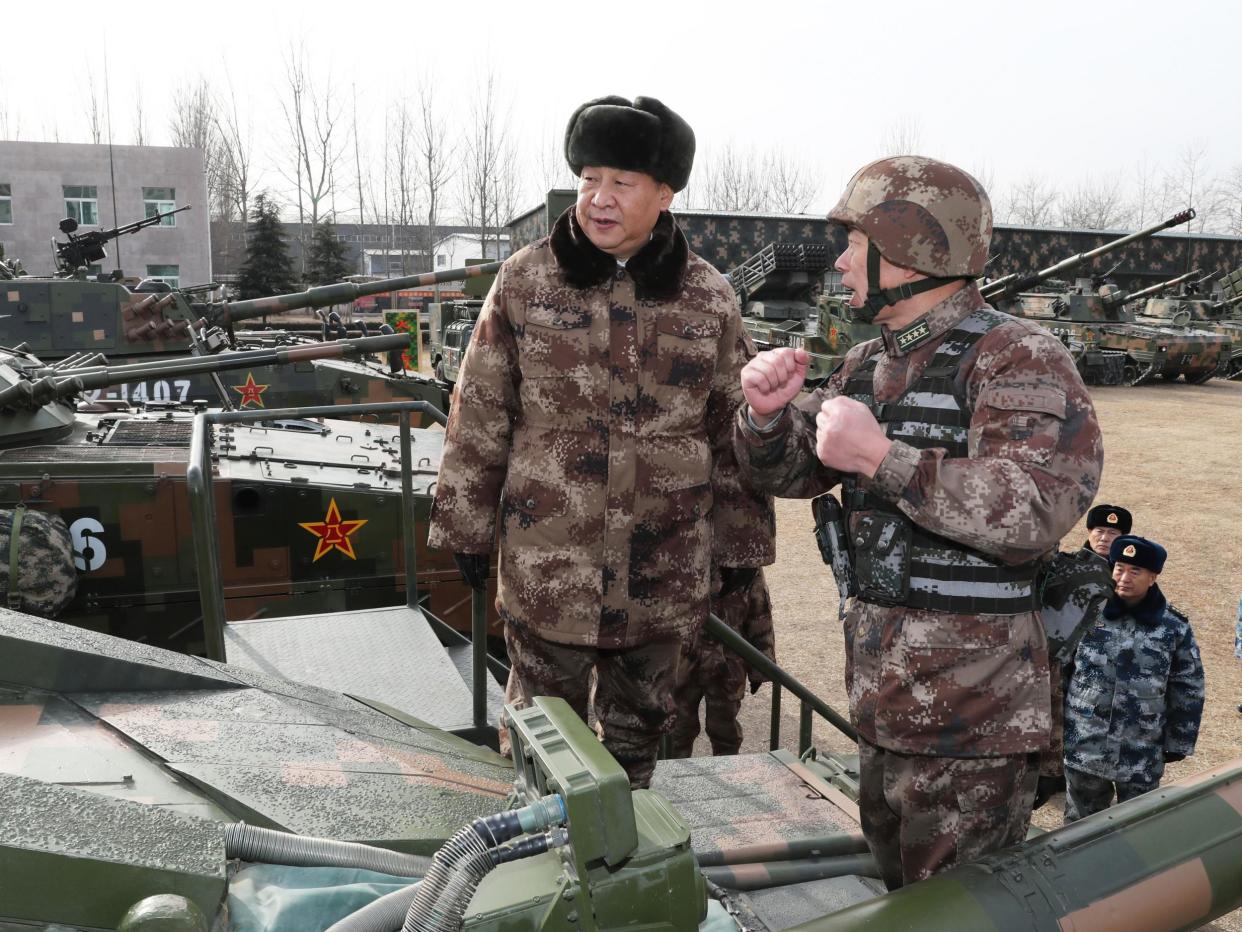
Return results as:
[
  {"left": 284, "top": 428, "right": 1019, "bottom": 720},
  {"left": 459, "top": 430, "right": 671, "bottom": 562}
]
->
[
  {"left": 1163, "top": 751, "right": 1186, "bottom": 763},
  {"left": 1033, "top": 775, "right": 1062, "bottom": 810},
  {"left": 718, "top": 566, "right": 757, "bottom": 599},
  {"left": 453, "top": 552, "right": 489, "bottom": 591}
]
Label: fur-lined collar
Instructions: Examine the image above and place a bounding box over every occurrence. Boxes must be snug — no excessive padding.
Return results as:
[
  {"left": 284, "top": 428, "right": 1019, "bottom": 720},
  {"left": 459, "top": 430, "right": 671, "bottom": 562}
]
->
[
  {"left": 549, "top": 206, "right": 689, "bottom": 302},
  {"left": 1103, "top": 583, "right": 1167, "bottom": 625}
]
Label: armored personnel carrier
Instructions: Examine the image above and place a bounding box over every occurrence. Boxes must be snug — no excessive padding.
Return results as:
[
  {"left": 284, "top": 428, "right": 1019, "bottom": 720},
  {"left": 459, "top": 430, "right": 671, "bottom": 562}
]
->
[
  {"left": 983, "top": 210, "right": 1230, "bottom": 385},
  {"left": 0, "top": 209, "right": 501, "bottom": 413},
  {"left": 0, "top": 336, "right": 497, "bottom": 656},
  {"left": 3, "top": 606, "right": 1242, "bottom": 931}
]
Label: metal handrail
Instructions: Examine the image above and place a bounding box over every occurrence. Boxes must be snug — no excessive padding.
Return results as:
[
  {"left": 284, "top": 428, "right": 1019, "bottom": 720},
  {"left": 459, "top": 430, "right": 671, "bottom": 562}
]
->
[
  {"left": 186, "top": 400, "right": 447, "bottom": 662},
  {"left": 705, "top": 613, "right": 857, "bottom": 750}
]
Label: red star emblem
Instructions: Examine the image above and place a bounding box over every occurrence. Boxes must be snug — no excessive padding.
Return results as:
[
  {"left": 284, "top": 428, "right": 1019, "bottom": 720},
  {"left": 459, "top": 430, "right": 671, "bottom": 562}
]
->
[
  {"left": 298, "top": 498, "right": 368, "bottom": 561},
  {"left": 232, "top": 372, "right": 269, "bottom": 408}
]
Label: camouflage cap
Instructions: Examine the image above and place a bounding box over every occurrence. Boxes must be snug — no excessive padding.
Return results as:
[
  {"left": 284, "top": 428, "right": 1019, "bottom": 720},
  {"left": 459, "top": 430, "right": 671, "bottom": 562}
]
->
[
  {"left": 564, "top": 96, "right": 695, "bottom": 192},
  {"left": 828, "top": 156, "right": 992, "bottom": 277}
]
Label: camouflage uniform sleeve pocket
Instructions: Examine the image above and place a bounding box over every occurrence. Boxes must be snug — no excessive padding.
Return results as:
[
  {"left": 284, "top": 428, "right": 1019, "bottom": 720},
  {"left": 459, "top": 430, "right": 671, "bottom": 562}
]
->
[
  {"left": 522, "top": 304, "right": 591, "bottom": 374},
  {"left": 974, "top": 383, "right": 1067, "bottom": 466}
]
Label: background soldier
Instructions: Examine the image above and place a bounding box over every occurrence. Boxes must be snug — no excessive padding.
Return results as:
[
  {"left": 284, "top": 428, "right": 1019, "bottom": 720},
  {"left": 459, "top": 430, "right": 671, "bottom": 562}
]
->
[
  {"left": 1083, "top": 504, "right": 1132, "bottom": 559},
  {"left": 734, "top": 156, "right": 1102, "bottom": 888},
  {"left": 670, "top": 566, "right": 774, "bottom": 758},
  {"left": 427, "top": 95, "right": 774, "bottom": 788},
  {"left": 1063, "top": 536, "right": 1205, "bottom": 821}
]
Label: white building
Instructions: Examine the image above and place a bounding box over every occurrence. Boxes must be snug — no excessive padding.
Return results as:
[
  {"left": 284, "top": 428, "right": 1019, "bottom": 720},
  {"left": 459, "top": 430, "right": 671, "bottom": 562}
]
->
[
  {"left": 0, "top": 141, "right": 211, "bottom": 286},
  {"left": 432, "top": 232, "right": 511, "bottom": 269}
]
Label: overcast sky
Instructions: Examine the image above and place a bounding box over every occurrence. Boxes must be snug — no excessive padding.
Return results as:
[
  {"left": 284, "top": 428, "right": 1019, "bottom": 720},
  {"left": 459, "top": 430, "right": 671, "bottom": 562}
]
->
[{"left": 2, "top": 0, "right": 1237, "bottom": 221}]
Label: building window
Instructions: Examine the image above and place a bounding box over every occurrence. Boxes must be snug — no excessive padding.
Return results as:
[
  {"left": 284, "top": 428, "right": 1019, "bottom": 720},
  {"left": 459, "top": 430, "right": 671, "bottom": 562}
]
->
[
  {"left": 436, "top": 254, "right": 446, "bottom": 267},
  {"left": 0, "top": 184, "right": 11, "bottom": 225},
  {"left": 142, "top": 187, "right": 177, "bottom": 225},
  {"left": 64, "top": 185, "right": 99, "bottom": 226},
  {"left": 145, "top": 264, "right": 180, "bottom": 288}
]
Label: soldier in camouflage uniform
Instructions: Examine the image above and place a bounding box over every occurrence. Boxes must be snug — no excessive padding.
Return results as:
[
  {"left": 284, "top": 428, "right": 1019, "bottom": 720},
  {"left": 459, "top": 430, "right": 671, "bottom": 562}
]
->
[
  {"left": 670, "top": 566, "right": 774, "bottom": 758},
  {"left": 427, "top": 96, "right": 774, "bottom": 788},
  {"left": 733, "top": 157, "right": 1102, "bottom": 888},
  {"left": 1063, "top": 536, "right": 1204, "bottom": 822}
]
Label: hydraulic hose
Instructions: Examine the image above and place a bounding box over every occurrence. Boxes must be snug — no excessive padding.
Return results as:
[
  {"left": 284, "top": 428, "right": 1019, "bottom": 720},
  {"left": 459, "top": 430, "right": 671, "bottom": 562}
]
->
[
  {"left": 223, "top": 823, "right": 431, "bottom": 878},
  {"left": 323, "top": 881, "right": 422, "bottom": 932}
]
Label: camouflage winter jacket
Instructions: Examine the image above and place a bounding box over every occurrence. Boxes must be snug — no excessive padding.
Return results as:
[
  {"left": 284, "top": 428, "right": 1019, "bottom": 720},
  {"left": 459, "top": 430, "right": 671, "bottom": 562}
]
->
[
  {"left": 734, "top": 284, "right": 1103, "bottom": 755},
  {"left": 1065, "top": 585, "right": 1204, "bottom": 783},
  {"left": 428, "top": 208, "right": 775, "bottom": 649}
]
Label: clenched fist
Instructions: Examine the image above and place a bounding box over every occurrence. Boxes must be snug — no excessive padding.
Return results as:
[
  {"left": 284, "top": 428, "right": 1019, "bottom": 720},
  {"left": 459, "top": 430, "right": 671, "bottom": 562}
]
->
[
  {"left": 814, "top": 396, "right": 892, "bottom": 478},
  {"left": 741, "top": 348, "right": 809, "bottom": 420}
]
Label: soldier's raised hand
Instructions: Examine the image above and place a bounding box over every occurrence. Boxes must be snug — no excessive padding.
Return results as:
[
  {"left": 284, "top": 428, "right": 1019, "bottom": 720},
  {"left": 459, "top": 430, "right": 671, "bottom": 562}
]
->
[
  {"left": 814, "top": 396, "right": 892, "bottom": 477},
  {"left": 741, "top": 348, "right": 809, "bottom": 418}
]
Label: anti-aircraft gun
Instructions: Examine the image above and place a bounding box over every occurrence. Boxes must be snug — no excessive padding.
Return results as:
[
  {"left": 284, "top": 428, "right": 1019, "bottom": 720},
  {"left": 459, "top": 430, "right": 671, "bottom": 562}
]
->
[
  {"left": 727, "top": 243, "right": 845, "bottom": 385},
  {"left": 980, "top": 209, "right": 1230, "bottom": 385},
  {"left": 54, "top": 206, "right": 191, "bottom": 274}
]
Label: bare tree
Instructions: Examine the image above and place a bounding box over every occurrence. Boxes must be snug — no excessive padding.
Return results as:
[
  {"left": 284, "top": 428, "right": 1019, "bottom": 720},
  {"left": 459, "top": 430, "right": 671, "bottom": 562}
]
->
[
  {"left": 132, "top": 79, "right": 147, "bottom": 146},
  {"left": 1059, "top": 175, "right": 1133, "bottom": 230},
  {"left": 1215, "top": 164, "right": 1242, "bottom": 236},
  {"left": 83, "top": 69, "right": 104, "bottom": 144},
  {"left": 693, "top": 143, "right": 767, "bottom": 212},
  {"left": 279, "top": 45, "right": 346, "bottom": 274},
  {"left": 386, "top": 97, "right": 420, "bottom": 274},
  {"left": 416, "top": 77, "right": 456, "bottom": 272},
  {"left": 170, "top": 77, "right": 234, "bottom": 223},
  {"left": 214, "top": 76, "right": 254, "bottom": 228},
  {"left": 1162, "top": 144, "right": 1218, "bottom": 233},
  {"left": 530, "top": 121, "right": 576, "bottom": 199},
  {"left": 878, "top": 116, "right": 922, "bottom": 157},
  {"left": 969, "top": 160, "right": 997, "bottom": 200},
  {"left": 762, "top": 148, "right": 818, "bottom": 213},
  {"left": 999, "top": 174, "right": 1059, "bottom": 226},
  {"left": 459, "top": 71, "right": 511, "bottom": 259}
]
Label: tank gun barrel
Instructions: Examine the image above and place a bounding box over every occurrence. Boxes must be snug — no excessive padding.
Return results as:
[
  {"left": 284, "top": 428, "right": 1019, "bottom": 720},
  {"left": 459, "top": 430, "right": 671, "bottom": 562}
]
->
[
  {"left": 0, "top": 333, "right": 409, "bottom": 409},
  {"left": 213, "top": 260, "right": 504, "bottom": 324},
  {"left": 1210, "top": 293, "right": 1242, "bottom": 314},
  {"left": 980, "top": 208, "right": 1195, "bottom": 301},
  {"left": 1104, "top": 269, "right": 1201, "bottom": 308}
]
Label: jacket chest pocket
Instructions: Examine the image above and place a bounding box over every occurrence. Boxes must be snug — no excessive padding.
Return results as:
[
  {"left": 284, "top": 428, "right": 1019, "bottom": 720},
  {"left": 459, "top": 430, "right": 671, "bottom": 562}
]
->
[
  {"left": 521, "top": 304, "right": 592, "bottom": 375},
  {"left": 654, "top": 313, "right": 720, "bottom": 392}
]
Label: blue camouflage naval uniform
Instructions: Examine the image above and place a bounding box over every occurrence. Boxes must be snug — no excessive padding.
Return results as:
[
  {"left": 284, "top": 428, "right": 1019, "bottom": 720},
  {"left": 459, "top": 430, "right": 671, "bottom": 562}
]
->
[{"left": 1063, "top": 583, "right": 1204, "bottom": 821}]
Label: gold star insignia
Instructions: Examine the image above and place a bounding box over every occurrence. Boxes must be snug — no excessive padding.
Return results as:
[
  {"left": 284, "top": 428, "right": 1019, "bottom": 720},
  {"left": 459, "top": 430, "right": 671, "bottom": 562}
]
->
[
  {"left": 232, "top": 372, "right": 269, "bottom": 408},
  {"left": 1123, "top": 544, "right": 1137, "bottom": 558},
  {"left": 299, "top": 499, "right": 368, "bottom": 561}
]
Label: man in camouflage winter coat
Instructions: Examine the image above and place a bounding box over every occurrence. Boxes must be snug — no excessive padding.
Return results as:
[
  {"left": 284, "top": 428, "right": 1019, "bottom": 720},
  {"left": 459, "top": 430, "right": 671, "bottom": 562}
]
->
[
  {"left": 1063, "top": 535, "right": 1204, "bottom": 821},
  {"left": 427, "top": 96, "right": 774, "bottom": 787},
  {"left": 733, "top": 156, "right": 1103, "bottom": 888}
]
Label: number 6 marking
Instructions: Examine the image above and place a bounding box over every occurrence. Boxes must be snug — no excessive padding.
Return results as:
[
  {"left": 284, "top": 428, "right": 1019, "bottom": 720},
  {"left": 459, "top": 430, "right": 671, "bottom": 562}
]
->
[{"left": 69, "top": 517, "right": 107, "bottom": 572}]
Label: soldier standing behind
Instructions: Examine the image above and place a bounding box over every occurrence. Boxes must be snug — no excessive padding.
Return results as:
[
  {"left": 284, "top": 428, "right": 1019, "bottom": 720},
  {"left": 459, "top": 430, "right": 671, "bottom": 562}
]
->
[
  {"left": 1063, "top": 536, "right": 1205, "bottom": 821},
  {"left": 669, "top": 566, "right": 774, "bottom": 758},
  {"left": 427, "top": 96, "right": 774, "bottom": 788},
  {"left": 733, "top": 156, "right": 1102, "bottom": 888},
  {"left": 1082, "top": 503, "right": 1132, "bottom": 560}
]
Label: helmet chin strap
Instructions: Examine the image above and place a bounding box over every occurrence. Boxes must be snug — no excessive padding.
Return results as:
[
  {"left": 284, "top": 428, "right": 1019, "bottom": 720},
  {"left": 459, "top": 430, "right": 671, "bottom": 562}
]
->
[{"left": 852, "top": 242, "right": 959, "bottom": 324}]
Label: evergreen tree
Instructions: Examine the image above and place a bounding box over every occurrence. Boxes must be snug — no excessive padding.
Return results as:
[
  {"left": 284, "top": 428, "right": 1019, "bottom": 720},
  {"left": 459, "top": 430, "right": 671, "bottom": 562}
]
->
[
  {"left": 306, "top": 219, "right": 353, "bottom": 285},
  {"left": 236, "top": 193, "right": 295, "bottom": 299}
]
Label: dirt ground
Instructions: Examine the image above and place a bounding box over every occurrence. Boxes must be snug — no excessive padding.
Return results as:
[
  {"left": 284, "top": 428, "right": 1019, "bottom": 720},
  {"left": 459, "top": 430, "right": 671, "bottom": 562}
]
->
[{"left": 715, "top": 377, "right": 1242, "bottom": 928}]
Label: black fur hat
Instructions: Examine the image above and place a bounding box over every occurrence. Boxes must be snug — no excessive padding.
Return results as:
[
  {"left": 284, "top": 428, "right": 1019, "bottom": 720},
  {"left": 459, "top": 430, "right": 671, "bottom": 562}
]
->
[
  {"left": 564, "top": 96, "right": 695, "bottom": 192},
  {"left": 1109, "top": 535, "right": 1167, "bottom": 573},
  {"left": 1086, "top": 503, "right": 1132, "bottom": 534}
]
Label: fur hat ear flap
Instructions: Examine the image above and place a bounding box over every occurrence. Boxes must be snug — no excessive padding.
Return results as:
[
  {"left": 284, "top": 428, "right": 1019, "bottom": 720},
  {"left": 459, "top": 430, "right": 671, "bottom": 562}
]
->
[{"left": 564, "top": 95, "right": 695, "bottom": 191}]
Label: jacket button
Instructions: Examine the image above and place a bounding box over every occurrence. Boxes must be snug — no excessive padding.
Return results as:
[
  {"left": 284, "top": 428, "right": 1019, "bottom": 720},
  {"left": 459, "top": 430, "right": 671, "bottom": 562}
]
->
[
  {"left": 525, "top": 498, "right": 536, "bottom": 508},
  {"left": 854, "top": 536, "right": 866, "bottom": 548}
]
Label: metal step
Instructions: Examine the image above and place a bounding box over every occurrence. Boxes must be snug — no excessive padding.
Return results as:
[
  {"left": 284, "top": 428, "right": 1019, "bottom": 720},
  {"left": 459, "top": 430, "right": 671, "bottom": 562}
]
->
[
  {"left": 222, "top": 604, "right": 501, "bottom": 733},
  {"left": 444, "top": 642, "right": 507, "bottom": 712}
]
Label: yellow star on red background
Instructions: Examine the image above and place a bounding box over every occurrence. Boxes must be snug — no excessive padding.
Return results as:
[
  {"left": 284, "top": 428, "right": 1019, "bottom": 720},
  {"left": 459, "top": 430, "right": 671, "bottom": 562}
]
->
[
  {"left": 232, "top": 372, "right": 269, "bottom": 408},
  {"left": 298, "top": 499, "right": 368, "bottom": 562}
]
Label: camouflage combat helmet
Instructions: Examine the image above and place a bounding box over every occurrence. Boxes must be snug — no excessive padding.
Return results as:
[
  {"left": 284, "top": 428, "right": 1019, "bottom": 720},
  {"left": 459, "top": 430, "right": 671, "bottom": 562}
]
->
[{"left": 829, "top": 156, "right": 992, "bottom": 321}]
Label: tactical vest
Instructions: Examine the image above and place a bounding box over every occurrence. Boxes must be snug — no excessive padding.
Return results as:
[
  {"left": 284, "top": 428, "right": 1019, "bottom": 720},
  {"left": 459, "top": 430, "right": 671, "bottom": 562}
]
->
[{"left": 839, "top": 308, "right": 1040, "bottom": 615}]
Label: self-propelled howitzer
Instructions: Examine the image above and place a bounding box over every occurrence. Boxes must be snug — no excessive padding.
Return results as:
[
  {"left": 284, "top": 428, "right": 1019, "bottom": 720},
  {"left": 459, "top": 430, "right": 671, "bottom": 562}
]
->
[{"left": 980, "top": 209, "right": 1195, "bottom": 304}]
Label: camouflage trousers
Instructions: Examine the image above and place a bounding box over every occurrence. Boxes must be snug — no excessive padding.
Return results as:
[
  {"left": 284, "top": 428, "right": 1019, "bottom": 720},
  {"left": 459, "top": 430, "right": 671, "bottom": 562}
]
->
[
  {"left": 669, "top": 638, "right": 747, "bottom": 758},
  {"left": 1064, "top": 766, "right": 1160, "bottom": 823},
  {"left": 857, "top": 739, "right": 1039, "bottom": 890},
  {"left": 500, "top": 619, "right": 682, "bottom": 789}
]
